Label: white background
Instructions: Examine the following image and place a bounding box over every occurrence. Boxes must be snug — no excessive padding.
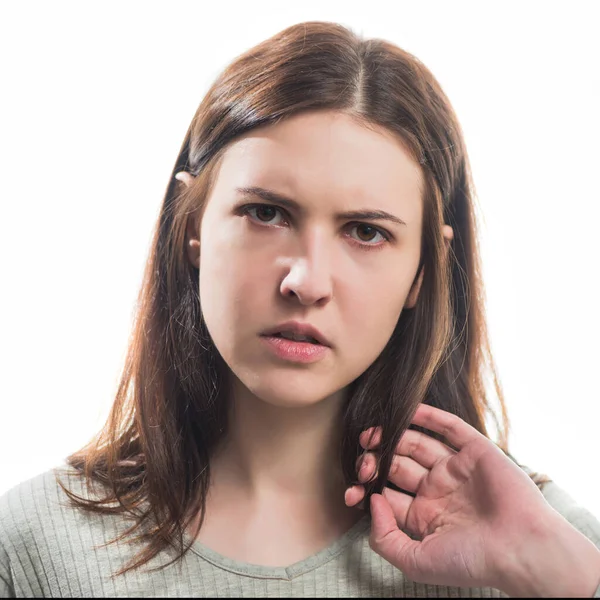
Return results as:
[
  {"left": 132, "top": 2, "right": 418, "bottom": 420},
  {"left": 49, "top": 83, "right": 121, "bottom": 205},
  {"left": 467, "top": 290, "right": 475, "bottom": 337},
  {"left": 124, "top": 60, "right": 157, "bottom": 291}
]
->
[{"left": 1, "top": 2, "right": 598, "bottom": 518}]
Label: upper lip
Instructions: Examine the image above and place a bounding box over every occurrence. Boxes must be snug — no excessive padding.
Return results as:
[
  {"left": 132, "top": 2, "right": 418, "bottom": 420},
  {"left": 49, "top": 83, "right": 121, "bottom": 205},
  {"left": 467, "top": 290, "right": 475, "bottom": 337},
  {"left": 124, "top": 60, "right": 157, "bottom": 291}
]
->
[{"left": 261, "top": 320, "right": 332, "bottom": 347}]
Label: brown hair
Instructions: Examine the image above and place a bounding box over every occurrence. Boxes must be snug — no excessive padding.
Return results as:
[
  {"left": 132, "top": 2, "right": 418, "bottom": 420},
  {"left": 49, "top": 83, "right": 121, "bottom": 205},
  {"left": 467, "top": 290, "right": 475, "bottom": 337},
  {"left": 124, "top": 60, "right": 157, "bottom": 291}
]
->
[{"left": 56, "top": 20, "right": 551, "bottom": 578}]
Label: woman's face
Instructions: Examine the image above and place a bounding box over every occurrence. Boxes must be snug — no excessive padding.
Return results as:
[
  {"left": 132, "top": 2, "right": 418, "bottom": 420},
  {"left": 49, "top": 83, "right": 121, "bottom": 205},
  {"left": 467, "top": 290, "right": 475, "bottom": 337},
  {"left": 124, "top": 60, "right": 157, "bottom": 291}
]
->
[{"left": 187, "top": 109, "right": 425, "bottom": 410}]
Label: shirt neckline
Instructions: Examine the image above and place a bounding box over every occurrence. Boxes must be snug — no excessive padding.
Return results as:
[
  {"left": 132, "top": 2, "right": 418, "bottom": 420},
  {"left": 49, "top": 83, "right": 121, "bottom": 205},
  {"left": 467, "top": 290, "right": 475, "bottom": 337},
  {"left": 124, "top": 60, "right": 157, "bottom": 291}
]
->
[{"left": 182, "top": 513, "right": 372, "bottom": 581}]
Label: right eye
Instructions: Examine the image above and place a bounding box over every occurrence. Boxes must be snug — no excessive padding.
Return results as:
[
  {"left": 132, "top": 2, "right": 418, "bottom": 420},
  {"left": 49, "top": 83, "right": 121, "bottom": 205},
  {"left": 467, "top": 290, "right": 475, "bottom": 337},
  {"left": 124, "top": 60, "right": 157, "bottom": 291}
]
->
[{"left": 241, "top": 203, "right": 287, "bottom": 226}]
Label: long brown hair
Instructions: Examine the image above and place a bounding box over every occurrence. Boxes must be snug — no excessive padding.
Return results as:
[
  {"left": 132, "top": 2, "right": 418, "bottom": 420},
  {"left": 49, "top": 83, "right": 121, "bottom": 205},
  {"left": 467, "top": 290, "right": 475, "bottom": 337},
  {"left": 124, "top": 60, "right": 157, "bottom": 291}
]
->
[{"left": 56, "top": 20, "right": 551, "bottom": 578}]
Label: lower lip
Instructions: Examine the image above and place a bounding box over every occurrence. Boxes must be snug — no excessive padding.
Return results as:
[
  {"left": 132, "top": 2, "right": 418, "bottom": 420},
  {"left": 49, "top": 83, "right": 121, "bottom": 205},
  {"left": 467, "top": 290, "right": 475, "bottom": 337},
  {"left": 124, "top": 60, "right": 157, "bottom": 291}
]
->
[{"left": 260, "top": 335, "right": 330, "bottom": 363}]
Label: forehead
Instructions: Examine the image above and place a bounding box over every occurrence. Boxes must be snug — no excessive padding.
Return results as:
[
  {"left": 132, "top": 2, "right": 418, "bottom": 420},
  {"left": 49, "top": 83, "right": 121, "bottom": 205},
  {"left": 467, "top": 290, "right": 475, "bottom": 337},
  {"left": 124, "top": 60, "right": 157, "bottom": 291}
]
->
[{"left": 215, "top": 111, "right": 423, "bottom": 217}]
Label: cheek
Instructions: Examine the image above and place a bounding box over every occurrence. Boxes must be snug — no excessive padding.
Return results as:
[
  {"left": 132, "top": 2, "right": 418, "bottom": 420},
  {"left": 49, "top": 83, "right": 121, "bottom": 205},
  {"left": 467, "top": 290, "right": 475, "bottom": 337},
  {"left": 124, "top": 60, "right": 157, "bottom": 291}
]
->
[
  {"left": 348, "top": 270, "right": 406, "bottom": 318},
  {"left": 344, "top": 276, "right": 407, "bottom": 350},
  {"left": 198, "top": 229, "right": 268, "bottom": 327},
  {"left": 199, "top": 217, "right": 246, "bottom": 284}
]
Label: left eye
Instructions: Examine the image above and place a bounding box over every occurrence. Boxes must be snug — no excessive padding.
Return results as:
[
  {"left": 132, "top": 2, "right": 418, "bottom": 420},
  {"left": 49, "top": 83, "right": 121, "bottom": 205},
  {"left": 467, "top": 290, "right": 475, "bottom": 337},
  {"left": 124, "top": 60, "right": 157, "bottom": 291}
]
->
[{"left": 241, "top": 204, "right": 391, "bottom": 248}]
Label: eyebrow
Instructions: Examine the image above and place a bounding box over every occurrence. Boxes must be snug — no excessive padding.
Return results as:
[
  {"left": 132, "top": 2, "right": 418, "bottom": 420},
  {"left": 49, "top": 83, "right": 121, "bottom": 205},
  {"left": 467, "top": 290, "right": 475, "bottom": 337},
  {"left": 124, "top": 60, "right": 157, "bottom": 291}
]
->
[{"left": 235, "top": 186, "right": 407, "bottom": 227}]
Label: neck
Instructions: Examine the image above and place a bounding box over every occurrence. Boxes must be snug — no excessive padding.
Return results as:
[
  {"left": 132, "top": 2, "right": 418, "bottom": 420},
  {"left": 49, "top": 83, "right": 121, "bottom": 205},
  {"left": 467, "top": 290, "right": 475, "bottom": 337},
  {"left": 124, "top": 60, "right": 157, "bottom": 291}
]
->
[{"left": 208, "top": 375, "right": 361, "bottom": 523}]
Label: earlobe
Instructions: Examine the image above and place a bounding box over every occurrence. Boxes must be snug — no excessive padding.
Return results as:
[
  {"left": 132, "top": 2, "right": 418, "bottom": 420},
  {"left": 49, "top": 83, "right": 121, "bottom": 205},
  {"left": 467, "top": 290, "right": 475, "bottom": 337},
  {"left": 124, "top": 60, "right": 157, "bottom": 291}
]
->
[
  {"left": 404, "top": 266, "right": 424, "bottom": 309},
  {"left": 443, "top": 224, "right": 454, "bottom": 242},
  {"left": 185, "top": 214, "right": 201, "bottom": 268},
  {"left": 178, "top": 171, "right": 200, "bottom": 268},
  {"left": 404, "top": 226, "right": 454, "bottom": 310}
]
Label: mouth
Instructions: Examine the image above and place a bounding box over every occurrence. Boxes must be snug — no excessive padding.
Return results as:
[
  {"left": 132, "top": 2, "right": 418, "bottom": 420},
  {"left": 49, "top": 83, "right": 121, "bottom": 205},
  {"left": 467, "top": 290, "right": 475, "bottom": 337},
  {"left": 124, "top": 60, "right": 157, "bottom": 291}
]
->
[
  {"left": 259, "top": 334, "right": 330, "bottom": 363},
  {"left": 266, "top": 332, "right": 322, "bottom": 345},
  {"left": 260, "top": 321, "right": 332, "bottom": 347}
]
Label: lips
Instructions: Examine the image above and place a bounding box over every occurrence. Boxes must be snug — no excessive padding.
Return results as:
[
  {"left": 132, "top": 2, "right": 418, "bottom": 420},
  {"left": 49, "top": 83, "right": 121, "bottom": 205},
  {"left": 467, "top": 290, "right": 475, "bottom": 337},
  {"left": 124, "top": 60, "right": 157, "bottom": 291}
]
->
[
  {"left": 260, "top": 333, "right": 330, "bottom": 363},
  {"left": 261, "top": 320, "right": 332, "bottom": 348},
  {"left": 271, "top": 332, "right": 320, "bottom": 344}
]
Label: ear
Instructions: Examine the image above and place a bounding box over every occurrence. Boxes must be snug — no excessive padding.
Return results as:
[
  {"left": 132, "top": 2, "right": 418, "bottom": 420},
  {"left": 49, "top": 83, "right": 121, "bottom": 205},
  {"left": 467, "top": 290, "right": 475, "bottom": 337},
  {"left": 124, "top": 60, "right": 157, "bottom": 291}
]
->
[
  {"left": 404, "top": 225, "right": 454, "bottom": 310},
  {"left": 404, "top": 266, "right": 424, "bottom": 309},
  {"left": 175, "top": 171, "right": 196, "bottom": 187},
  {"left": 177, "top": 172, "right": 201, "bottom": 269},
  {"left": 186, "top": 213, "right": 201, "bottom": 268}
]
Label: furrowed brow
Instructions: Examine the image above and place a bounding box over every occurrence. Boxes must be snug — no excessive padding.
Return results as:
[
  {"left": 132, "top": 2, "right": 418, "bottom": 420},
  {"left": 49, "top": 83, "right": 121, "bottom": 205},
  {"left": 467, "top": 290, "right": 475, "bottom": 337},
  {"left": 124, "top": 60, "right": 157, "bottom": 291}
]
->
[{"left": 235, "top": 186, "right": 407, "bottom": 227}]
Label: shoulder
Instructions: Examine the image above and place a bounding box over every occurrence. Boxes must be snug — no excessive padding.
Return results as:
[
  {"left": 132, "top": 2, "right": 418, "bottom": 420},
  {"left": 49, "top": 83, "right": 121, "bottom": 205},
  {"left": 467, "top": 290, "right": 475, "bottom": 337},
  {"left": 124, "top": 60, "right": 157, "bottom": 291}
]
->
[
  {"left": 0, "top": 465, "right": 83, "bottom": 596},
  {"left": 1, "top": 466, "right": 63, "bottom": 534},
  {"left": 0, "top": 464, "right": 148, "bottom": 597},
  {"left": 0, "top": 464, "right": 95, "bottom": 557},
  {"left": 0, "top": 464, "right": 91, "bottom": 537}
]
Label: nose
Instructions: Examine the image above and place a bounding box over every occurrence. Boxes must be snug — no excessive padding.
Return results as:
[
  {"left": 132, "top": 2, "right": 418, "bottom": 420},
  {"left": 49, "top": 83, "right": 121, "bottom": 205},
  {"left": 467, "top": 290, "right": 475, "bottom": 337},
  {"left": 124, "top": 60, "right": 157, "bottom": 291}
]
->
[{"left": 279, "top": 233, "right": 334, "bottom": 306}]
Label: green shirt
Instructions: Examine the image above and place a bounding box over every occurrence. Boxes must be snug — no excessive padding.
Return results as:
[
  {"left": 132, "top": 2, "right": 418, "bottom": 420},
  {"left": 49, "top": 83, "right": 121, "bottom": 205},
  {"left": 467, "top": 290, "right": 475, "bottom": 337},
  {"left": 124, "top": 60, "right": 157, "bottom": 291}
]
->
[{"left": 1, "top": 464, "right": 599, "bottom": 598}]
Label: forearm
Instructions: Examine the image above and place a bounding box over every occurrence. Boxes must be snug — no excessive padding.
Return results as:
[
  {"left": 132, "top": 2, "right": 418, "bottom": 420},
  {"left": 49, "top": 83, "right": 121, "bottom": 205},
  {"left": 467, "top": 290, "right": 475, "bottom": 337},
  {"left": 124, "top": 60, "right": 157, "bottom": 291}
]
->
[{"left": 497, "top": 512, "right": 600, "bottom": 598}]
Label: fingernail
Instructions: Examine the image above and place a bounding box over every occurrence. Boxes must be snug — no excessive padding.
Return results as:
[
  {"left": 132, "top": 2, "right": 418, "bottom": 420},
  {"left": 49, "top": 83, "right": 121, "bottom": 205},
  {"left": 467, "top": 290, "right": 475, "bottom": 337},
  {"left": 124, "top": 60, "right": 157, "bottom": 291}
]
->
[{"left": 344, "top": 488, "right": 352, "bottom": 505}]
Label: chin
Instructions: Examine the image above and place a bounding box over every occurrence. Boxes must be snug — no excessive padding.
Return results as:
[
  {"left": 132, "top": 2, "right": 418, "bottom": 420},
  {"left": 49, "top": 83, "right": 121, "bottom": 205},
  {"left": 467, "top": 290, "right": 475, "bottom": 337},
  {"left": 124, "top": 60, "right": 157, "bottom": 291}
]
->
[
  {"left": 256, "top": 387, "right": 332, "bottom": 409},
  {"left": 228, "top": 360, "right": 348, "bottom": 410},
  {"left": 234, "top": 374, "right": 332, "bottom": 409}
]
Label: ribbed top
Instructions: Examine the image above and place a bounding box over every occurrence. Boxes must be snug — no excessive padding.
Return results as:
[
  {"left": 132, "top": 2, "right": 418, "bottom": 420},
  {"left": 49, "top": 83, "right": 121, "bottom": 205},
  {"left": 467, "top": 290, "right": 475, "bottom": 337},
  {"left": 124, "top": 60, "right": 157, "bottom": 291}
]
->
[{"left": 1, "top": 464, "right": 599, "bottom": 598}]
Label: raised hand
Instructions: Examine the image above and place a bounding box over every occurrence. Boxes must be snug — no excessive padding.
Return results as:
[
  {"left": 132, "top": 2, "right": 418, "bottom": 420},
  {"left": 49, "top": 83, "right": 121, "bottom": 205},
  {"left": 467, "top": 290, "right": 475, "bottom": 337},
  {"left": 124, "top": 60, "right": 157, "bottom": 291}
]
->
[{"left": 344, "top": 403, "right": 562, "bottom": 592}]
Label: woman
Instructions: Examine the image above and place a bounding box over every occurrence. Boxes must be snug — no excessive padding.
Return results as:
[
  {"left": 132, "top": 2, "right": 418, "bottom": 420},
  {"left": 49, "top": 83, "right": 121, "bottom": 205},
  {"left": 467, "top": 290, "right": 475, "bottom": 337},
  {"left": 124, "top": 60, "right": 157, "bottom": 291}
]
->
[{"left": 1, "top": 21, "right": 599, "bottom": 598}]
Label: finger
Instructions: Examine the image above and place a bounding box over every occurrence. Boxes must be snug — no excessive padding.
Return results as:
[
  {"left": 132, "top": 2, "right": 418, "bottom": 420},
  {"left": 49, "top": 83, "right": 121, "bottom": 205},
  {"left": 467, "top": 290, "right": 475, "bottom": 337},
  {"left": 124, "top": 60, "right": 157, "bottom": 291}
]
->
[
  {"left": 369, "top": 493, "right": 419, "bottom": 578},
  {"left": 360, "top": 428, "right": 455, "bottom": 470},
  {"left": 409, "top": 403, "right": 487, "bottom": 451},
  {"left": 344, "top": 484, "right": 366, "bottom": 508},
  {"left": 346, "top": 484, "right": 417, "bottom": 540},
  {"left": 381, "top": 486, "right": 415, "bottom": 534},
  {"left": 358, "top": 452, "right": 428, "bottom": 494}
]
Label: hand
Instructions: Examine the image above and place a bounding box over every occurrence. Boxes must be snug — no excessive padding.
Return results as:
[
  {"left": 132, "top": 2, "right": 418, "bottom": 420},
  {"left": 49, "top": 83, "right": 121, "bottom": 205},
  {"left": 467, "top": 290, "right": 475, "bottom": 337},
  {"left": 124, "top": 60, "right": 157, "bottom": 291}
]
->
[{"left": 344, "top": 403, "right": 558, "bottom": 591}]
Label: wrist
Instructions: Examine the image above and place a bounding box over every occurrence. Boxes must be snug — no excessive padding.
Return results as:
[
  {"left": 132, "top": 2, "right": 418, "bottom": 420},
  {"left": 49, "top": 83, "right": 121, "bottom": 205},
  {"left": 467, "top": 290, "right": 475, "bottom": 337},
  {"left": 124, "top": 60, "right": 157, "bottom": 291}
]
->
[{"left": 495, "top": 511, "right": 600, "bottom": 598}]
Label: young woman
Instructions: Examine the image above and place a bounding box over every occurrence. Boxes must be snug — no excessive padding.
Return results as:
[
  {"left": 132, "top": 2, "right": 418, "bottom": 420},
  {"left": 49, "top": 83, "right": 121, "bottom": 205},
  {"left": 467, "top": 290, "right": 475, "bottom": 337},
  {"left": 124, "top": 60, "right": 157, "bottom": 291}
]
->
[{"left": 1, "top": 21, "right": 599, "bottom": 598}]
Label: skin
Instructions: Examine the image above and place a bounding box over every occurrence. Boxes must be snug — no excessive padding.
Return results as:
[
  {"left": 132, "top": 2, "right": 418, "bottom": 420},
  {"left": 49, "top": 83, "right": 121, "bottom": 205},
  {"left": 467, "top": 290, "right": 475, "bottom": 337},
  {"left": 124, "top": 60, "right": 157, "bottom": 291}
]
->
[
  {"left": 177, "top": 109, "right": 453, "bottom": 565},
  {"left": 350, "top": 404, "right": 600, "bottom": 596},
  {"left": 174, "top": 111, "right": 600, "bottom": 593}
]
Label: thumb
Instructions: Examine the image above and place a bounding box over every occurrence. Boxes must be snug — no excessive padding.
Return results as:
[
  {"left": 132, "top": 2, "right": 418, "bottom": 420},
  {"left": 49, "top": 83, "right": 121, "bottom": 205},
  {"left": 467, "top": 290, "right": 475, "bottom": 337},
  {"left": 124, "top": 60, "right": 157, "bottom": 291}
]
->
[{"left": 369, "top": 493, "right": 418, "bottom": 577}]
